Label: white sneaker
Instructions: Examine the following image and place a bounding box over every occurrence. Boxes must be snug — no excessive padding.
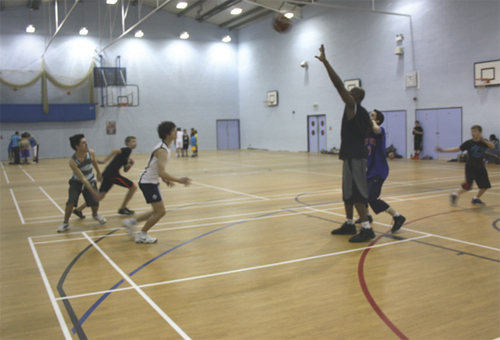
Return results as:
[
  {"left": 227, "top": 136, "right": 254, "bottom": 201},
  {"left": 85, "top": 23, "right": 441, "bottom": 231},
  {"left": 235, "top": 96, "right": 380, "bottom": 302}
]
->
[
  {"left": 93, "top": 215, "right": 107, "bottom": 225},
  {"left": 122, "top": 218, "right": 137, "bottom": 238},
  {"left": 57, "top": 222, "right": 69, "bottom": 233},
  {"left": 135, "top": 232, "right": 158, "bottom": 244}
]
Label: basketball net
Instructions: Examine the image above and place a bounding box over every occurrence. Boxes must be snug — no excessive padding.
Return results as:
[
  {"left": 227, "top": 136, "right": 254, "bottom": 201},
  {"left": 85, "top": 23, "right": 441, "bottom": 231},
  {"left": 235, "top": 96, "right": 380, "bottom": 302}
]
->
[{"left": 475, "top": 78, "right": 490, "bottom": 92}]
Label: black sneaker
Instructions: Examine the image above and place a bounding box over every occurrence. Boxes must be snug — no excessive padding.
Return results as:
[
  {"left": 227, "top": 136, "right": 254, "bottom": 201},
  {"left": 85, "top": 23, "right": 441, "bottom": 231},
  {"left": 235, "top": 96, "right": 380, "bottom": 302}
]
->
[
  {"left": 391, "top": 215, "right": 406, "bottom": 233},
  {"left": 471, "top": 198, "right": 486, "bottom": 206},
  {"left": 349, "top": 228, "right": 376, "bottom": 243},
  {"left": 72, "top": 209, "right": 85, "bottom": 219},
  {"left": 355, "top": 215, "right": 373, "bottom": 224},
  {"left": 118, "top": 208, "right": 135, "bottom": 215},
  {"left": 449, "top": 194, "right": 458, "bottom": 206},
  {"left": 331, "top": 222, "right": 357, "bottom": 235}
]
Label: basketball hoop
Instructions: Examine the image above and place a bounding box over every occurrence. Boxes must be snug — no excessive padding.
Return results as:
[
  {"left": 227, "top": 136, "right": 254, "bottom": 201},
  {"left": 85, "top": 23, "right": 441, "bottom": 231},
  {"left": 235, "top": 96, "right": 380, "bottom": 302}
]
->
[
  {"left": 475, "top": 78, "right": 490, "bottom": 92},
  {"left": 119, "top": 103, "right": 128, "bottom": 107},
  {"left": 263, "top": 101, "right": 272, "bottom": 108}
]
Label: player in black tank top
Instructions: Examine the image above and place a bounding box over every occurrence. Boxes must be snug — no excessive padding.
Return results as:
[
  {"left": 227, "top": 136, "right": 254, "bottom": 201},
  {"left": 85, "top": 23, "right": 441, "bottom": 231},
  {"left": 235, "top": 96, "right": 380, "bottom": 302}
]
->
[{"left": 316, "top": 44, "right": 375, "bottom": 243}]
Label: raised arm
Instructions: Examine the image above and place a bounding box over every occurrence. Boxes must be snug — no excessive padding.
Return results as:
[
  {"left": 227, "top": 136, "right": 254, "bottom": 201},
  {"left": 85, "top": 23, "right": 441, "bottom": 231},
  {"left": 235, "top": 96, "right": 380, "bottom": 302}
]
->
[
  {"left": 481, "top": 137, "right": 495, "bottom": 149},
  {"left": 315, "top": 44, "right": 355, "bottom": 117}
]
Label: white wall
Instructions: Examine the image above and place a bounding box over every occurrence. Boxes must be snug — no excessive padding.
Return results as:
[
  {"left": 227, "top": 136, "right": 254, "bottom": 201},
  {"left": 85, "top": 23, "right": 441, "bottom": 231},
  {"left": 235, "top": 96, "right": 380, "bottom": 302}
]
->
[{"left": 1, "top": 0, "right": 499, "bottom": 160}]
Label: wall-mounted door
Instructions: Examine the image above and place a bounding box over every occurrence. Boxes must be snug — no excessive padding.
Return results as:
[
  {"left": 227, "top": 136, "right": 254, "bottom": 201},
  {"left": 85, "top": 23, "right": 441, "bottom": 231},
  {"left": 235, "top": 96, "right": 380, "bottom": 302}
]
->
[
  {"left": 308, "top": 115, "right": 326, "bottom": 153},
  {"left": 217, "top": 120, "right": 240, "bottom": 150},
  {"left": 416, "top": 108, "right": 462, "bottom": 159}
]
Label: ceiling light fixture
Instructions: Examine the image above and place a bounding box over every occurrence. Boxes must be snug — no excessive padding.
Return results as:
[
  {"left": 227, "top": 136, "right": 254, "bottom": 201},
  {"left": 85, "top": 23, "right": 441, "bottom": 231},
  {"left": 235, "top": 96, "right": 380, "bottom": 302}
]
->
[
  {"left": 230, "top": 8, "right": 242, "bottom": 15},
  {"left": 176, "top": 2, "right": 188, "bottom": 9},
  {"left": 135, "top": 30, "right": 144, "bottom": 38},
  {"left": 79, "top": 27, "right": 89, "bottom": 35},
  {"left": 106, "top": 0, "right": 118, "bottom": 4},
  {"left": 284, "top": 12, "right": 294, "bottom": 19},
  {"left": 222, "top": 35, "right": 231, "bottom": 43},
  {"left": 180, "top": 31, "right": 189, "bottom": 39},
  {"left": 26, "top": 24, "right": 35, "bottom": 33}
]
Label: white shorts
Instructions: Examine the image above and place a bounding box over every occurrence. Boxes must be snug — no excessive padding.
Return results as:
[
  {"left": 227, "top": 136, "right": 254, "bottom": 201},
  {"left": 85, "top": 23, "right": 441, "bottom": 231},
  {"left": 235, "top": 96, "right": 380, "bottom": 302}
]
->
[{"left": 176, "top": 140, "right": 182, "bottom": 148}]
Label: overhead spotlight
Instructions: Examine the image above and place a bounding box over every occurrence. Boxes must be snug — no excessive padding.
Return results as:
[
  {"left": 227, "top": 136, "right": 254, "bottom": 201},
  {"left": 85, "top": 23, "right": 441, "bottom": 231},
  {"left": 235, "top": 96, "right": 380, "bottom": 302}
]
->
[
  {"left": 26, "top": 24, "right": 35, "bottom": 33},
  {"left": 176, "top": 2, "right": 188, "bottom": 9},
  {"left": 284, "top": 12, "right": 294, "bottom": 19},
  {"left": 180, "top": 31, "right": 189, "bottom": 39},
  {"left": 134, "top": 30, "right": 144, "bottom": 38},
  {"left": 106, "top": 0, "right": 118, "bottom": 4},
  {"left": 230, "top": 8, "right": 242, "bottom": 15},
  {"left": 222, "top": 35, "right": 231, "bottom": 43},
  {"left": 79, "top": 27, "right": 89, "bottom": 35}
]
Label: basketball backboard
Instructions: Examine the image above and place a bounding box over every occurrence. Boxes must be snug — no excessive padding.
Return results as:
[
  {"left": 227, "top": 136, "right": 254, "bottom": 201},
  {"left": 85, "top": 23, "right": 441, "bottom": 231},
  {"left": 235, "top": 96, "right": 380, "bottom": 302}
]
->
[
  {"left": 105, "top": 85, "right": 139, "bottom": 107},
  {"left": 474, "top": 60, "right": 500, "bottom": 87}
]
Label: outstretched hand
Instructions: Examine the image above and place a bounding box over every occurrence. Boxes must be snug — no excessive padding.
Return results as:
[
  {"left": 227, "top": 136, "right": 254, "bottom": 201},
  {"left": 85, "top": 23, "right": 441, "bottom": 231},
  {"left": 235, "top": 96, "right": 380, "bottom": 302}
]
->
[
  {"left": 178, "top": 177, "right": 192, "bottom": 186},
  {"left": 315, "top": 44, "right": 326, "bottom": 63},
  {"left": 435, "top": 146, "right": 443, "bottom": 152}
]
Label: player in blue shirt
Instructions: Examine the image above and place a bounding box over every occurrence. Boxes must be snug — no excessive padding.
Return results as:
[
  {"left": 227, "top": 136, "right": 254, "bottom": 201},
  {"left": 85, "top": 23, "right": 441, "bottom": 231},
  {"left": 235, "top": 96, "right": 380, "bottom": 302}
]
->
[{"left": 359, "top": 110, "right": 406, "bottom": 233}]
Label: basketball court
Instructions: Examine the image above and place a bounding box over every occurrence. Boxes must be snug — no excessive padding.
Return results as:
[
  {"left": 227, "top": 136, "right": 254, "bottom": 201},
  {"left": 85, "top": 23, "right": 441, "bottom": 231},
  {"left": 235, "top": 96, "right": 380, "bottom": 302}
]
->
[{"left": 1, "top": 150, "right": 499, "bottom": 339}]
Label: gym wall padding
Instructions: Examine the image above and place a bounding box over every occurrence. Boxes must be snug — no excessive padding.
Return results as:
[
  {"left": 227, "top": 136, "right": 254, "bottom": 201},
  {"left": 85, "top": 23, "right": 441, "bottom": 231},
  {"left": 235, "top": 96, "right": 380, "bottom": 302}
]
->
[{"left": 0, "top": 104, "right": 96, "bottom": 122}]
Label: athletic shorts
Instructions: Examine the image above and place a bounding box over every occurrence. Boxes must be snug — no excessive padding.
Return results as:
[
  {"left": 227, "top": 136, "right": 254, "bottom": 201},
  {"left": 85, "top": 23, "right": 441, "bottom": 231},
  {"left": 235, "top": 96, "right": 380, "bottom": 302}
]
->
[
  {"left": 183, "top": 142, "right": 189, "bottom": 150},
  {"left": 176, "top": 140, "right": 183, "bottom": 148},
  {"left": 342, "top": 159, "right": 368, "bottom": 204},
  {"left": 99, "top": 175, "right": 134, "bottom": 193},
  {"left": 139, "top": 183, "right": 163, "bottom": 204},
  {"left": 367, "top": 176, "right": 390, "bottom": 214},
  {"left": 66, "top": 180, "right": 99, "bottom": 207},
  {"left": 414, "top": 140, "right": 423, "bottom": 151},
  {"left": 465, "top": 164, "right": 491, "bottom": 189}
]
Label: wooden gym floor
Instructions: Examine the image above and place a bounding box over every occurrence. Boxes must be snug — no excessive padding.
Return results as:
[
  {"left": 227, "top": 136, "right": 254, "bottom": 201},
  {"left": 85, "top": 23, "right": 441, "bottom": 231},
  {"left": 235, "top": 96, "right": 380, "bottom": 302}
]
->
[{"left": 1, "top": 149, "right": 499, "bottom": 339}]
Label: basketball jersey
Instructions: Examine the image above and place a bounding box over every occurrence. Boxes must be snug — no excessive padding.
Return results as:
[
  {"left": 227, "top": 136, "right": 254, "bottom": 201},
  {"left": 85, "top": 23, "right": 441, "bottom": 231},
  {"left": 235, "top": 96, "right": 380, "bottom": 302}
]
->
[
  {"left": 365, "top": 127, "right": 389, "bottom": 180},
  {"left": 339, "top": 104, "right": 371, "bottom": 160},
  {"left": 139, "top": 141, "right": 170, "bottom": 184},
  {"left": 70, "top": 152, "right": 95, "bottom": 182},
  {"left": 103, "top": 147, "right": 132, "bottom": 178},
  {"left": 176, "top": 131, "right": 183, "bottom": 143}
]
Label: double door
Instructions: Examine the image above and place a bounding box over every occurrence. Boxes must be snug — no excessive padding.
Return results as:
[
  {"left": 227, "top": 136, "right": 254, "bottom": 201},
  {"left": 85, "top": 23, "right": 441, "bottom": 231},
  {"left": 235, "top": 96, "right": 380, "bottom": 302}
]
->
[
  {"left": 217, "top": 120, "right": 240, "bottom": 150},
  {"left": 308, "top": 115, "right": 327, "bottom": 153}
]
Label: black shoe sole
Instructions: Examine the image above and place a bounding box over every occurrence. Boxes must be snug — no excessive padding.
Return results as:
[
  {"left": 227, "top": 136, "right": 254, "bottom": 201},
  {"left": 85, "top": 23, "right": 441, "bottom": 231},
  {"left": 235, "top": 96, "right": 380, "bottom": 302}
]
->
[{"left": 391, "top": 216, "right": 406, "bottom": 233}]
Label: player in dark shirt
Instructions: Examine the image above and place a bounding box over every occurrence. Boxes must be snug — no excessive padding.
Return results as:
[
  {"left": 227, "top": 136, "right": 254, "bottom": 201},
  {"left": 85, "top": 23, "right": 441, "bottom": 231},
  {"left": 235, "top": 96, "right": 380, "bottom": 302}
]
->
[
  {"left": 316, "top": 44, "right": 374, "bottom": 243},
  {"left": 73, "top": 136, "right": 138, "bottom": 218},
  {"left": 437, "top": 125, "right": 495, "bottom": 206},
  {"left": 412, "top": 121, "right": 424, "bottom": 159}
]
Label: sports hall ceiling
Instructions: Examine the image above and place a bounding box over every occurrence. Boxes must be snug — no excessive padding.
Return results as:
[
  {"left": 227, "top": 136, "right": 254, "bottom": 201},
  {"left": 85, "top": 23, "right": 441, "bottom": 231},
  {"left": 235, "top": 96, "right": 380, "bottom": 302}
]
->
[{"left": 0, "top": 0, "right": 308, "bottom": 30}]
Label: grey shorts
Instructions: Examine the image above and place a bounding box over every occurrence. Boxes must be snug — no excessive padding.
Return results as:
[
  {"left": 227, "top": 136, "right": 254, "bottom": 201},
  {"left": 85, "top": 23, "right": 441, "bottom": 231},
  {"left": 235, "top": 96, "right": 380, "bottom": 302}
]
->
[
  {"left": 342, "top": 159, "right": 368, "bottom": 204},
  {"left": 66, "top": 180, "right": 99, "bottom": 207}
]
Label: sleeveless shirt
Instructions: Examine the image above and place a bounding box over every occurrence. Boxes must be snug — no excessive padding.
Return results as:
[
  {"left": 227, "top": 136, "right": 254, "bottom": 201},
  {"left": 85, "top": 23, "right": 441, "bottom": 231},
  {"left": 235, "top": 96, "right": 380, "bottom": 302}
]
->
[
  {"left": 70, "top": 152, "right": 95, "bottom": 182},
  {"left": 139, "top": 141, "right": 170, "bottom": 185}
]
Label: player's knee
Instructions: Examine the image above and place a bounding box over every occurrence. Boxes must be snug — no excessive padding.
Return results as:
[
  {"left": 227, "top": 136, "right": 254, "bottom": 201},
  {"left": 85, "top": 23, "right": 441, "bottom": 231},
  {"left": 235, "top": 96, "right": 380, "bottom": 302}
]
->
[
  {"left": 130, "top": 184, "right": 137, "bottom": 192},
  {"left": 461, "top": 182, "right": 471, "bottom": 191}
]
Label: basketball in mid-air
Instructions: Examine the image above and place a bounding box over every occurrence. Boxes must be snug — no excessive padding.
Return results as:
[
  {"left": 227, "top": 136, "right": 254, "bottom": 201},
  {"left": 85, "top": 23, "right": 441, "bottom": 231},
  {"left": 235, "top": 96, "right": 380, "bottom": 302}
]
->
[{"left": 272, "top": 14, "right": 292, "bottom": 34}]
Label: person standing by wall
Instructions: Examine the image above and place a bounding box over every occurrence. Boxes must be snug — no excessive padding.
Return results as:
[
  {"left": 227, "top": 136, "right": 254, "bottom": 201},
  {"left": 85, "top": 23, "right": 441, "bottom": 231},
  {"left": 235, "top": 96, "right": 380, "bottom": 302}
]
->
[
  {"left": 412, "top": 121, "right": 424, "bottom": 159},
  {"left": 10, "top": 131, "right": 20, "bottom": 164}
]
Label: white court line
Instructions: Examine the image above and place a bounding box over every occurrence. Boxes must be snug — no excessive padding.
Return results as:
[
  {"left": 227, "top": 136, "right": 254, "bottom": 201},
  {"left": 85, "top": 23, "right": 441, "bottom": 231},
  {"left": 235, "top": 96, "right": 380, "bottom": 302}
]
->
[
  {"left": 39, "top": 187, "right": 65, "bottom": 214},
  {"left": 21, "top": 168, "right": 35, "bottom": 182},
  {"left": 57, "top": 234, "right": 432, "bottom": 301},
  {"left": 3, "top": 169, "right": 10, "bottom": 184},
  {"left": 82, "top": 232, "right": 192, "bottom": 340},
  {"left": 194, "top": 181, "right": 270, "bottom": 200},
  {"left": 305, "top": 206, "right": 500, "bottom": 252},
  {"left": 28, "top": 237, "right": 72, "bottom": 339},
  {"left": 9, "top": 188, "right": 25, "bottom": 224}
]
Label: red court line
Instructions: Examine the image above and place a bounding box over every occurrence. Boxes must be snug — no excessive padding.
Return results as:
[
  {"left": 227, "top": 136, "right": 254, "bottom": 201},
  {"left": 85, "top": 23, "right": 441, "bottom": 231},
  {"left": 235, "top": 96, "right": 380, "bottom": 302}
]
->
[{"left": 357, "top": 205, "right": 497, "bottom": 340}]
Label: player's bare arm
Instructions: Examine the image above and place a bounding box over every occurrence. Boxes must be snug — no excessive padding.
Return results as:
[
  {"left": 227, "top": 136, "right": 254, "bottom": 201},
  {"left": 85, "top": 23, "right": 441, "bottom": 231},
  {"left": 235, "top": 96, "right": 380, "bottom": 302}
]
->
[
  {"left": 315, "top": 44, "right": 355, "bottom": 118},
  {"left": 155, "top": 148, "right": 192, "bottom": 186},
  {"left": 436, "top": 146, "right": 461, "bottom": 153},
  {"left": 89, "top": 149, "right": 102, "bottom": 182},
  {"left": 98, "top": 149, "right": 121, "bottom": 164},
  {"left": 481, "top": 137, "right": 495, "bottom": 149}
]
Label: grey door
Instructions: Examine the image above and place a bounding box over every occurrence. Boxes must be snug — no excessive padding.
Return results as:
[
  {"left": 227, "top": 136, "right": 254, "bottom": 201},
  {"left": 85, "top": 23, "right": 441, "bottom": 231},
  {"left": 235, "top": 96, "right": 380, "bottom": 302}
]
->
[
  {"left": 217, "top": 120, "right": 240, "bottom": 150},
  {"left": 416, "top": 108, "right": 462, "bottom": 159},
  {"left": 308, "top": 115, "right": 327, "bottom": 153}
]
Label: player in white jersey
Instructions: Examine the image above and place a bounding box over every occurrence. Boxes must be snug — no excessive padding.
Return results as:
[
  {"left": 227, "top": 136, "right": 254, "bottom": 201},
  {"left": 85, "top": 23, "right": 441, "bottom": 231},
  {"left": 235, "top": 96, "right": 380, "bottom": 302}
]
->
[
  {"left": 122, "top": 121, "right": 191, "bottom": 243},
  {"left": 175, "top": 127, "right": 183, "bottom": 157}
]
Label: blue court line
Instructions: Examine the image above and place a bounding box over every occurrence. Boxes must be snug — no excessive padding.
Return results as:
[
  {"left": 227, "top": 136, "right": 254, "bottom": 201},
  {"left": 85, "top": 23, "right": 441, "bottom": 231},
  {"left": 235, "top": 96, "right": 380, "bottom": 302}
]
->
[{"left": 73, "top": 210, "right": 281, "bottom": 333}]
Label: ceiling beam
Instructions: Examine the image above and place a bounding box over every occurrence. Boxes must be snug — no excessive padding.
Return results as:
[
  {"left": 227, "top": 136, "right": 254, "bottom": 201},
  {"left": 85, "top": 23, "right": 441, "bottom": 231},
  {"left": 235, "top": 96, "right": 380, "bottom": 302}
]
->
[
  {"left": 229, "top": 9, "right": 274, "bottom": 30},
  {"left": 196, "top": 0, "right": 241, "bottom": 22},
  {"left": 219, "top": 6, "right": 265, "bottom": 28},
  {"left": 176, "top": 0, "right": 206, "bottom": 17}
]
